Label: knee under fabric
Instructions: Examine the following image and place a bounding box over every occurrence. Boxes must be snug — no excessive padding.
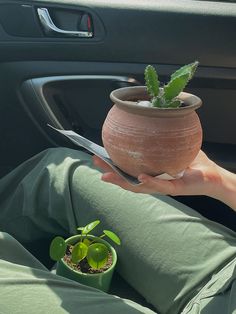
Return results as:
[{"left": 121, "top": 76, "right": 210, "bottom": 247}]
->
[{"left": 0, "top": 147, "right": 235, "bottom": 314}]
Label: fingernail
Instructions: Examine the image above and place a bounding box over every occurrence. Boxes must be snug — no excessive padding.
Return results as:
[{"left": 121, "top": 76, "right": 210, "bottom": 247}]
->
[{"left": 138, "top": 175, "right": 146, "bottom": 182}]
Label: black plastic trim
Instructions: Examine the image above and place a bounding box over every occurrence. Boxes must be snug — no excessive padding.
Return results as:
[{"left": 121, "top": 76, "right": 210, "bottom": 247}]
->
[{"left": 0, "top": 0, "right": 235, "bottom": 67}]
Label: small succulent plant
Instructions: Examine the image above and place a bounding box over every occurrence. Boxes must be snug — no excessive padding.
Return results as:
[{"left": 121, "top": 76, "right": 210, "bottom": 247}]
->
[
  {"left": 144, "top": 61, "right": 199, "bottom": 108},
  {"left": 50, "top": 220, "right": 121, "bottom": 270}
]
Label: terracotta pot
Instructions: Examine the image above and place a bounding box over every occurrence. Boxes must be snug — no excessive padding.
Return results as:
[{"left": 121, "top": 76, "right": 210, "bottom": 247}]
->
[{"left": 102, "top": 86, "right": 202, "bottom": 177}]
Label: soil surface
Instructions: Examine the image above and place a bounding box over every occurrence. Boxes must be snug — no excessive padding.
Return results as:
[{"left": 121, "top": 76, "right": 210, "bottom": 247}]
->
[{"left": 63, "top": 244, "right": 113, "bottom": 274}]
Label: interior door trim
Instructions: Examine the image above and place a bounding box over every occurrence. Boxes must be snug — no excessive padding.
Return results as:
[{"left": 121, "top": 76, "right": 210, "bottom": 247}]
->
[{"left": 20, "top": 75, "right": 139, "bottom": 140}]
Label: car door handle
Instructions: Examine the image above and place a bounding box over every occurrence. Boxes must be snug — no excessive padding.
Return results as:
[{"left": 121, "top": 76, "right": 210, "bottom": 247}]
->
[{"left": 37, "top": 8, "right": 93, "bottom": 38}]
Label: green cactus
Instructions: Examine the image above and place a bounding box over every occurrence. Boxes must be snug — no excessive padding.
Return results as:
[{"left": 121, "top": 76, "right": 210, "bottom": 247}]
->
[
  {"left": 144, "top": 65, "right": 160, "bottom": 98},
  {"left": 144, "top": 61, "right": 199, "bottom": 108},
  {"left": 170, "top": 61, "right": 199, "bottom": 81},
  {"left": 164, "top": 74, "right": 189, "bottom": 102}
]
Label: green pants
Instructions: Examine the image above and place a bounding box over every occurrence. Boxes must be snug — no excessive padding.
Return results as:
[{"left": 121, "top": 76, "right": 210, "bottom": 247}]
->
[{"left": 0, "top": 148, "right": 235, "bottom": 314}]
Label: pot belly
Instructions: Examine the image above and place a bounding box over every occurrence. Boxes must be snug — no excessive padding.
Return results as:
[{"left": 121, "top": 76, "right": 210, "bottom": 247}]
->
[{"left": 102, "top": 105, "right": 202, "bottom": 177}]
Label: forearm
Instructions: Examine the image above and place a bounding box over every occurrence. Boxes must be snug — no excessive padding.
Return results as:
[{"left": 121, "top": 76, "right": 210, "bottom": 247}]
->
[{"left": 207, "top": 165, "right": 236, "bottom": 212}]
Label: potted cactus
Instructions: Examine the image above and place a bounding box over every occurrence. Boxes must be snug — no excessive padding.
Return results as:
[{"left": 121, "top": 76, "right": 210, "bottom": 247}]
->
[
  {"left": 102, "top": 61, "right": 202, "bottom": 179},
  {"left": 49, "top": 220, "right": 121, "bottom": 292}
]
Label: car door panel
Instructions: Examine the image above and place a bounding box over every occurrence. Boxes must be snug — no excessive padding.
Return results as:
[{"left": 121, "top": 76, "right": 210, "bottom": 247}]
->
[
  {"left": 0, "top": 0, "right": 235, "bottom": 298},
  {"left": 0, "top": 0, "right": 235, "bottom": 65},
  {"left": 1, "top": 61, "right": 235, "bottom": 178},
  {"left": 20, "top": 74, "right": 140, "bottom": 145}
]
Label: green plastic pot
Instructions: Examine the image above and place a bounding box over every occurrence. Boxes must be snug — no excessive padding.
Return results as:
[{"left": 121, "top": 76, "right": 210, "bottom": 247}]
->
[{"left": 56, "top": 234, "right": 117, "bottom": 292}]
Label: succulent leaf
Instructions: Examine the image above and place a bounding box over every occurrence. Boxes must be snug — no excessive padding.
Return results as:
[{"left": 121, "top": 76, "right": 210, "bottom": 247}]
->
[
  {"left": 71, "top": 241, "right": 88, "bottom": 263},
  {"left": 83, "top": 238, "right": 92, "bottom": 247},
  {"left": 167, "top": 100, "right": 182, "bottom": 108},
  {"left": 171, "top": 61, "right": 199, "bottom": 81},
  {"left": 87, "top": 243, "right": 109, "bottom": 269},
  {"left": 82, "top": 220, "right": 100, "bottom": 235},
  {"left": 144, "top": 65, "right": 160, "bottom": 98},
  {"left": 151, "top": 97, "right": 163, "bottom": 108},
  {"left": 103, "top": 230, "right": 121, "bottom": 245},
  {"left": 164, "top": 74, "right": 189, "bottom": 102},
  {"left": 49, "top": 236, "right": 66, "bottom": 261},
  {"left": 77, "top": 227, "right": 84, "bottom": 233}
]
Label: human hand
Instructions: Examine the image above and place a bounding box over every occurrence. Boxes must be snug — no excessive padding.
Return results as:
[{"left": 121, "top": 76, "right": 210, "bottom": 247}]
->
[{"left": 93, "top": 151, "right": 223, "bottom": 197}]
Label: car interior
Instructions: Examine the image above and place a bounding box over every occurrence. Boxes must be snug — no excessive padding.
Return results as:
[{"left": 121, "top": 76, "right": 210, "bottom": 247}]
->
[{"left": 0, "top": 0, "right": 235, "bottom": 309}]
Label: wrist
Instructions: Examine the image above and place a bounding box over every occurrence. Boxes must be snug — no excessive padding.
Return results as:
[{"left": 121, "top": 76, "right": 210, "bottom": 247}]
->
[{"left": 207, "top": 165, "right": 236, "bottom": 211}]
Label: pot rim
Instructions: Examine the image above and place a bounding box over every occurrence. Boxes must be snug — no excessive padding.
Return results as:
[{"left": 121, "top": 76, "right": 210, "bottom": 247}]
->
[
  {"left": 58, "top": 234, "right": 117, "bottom": 277},
  {"left": 110, "top": 86, "right": 202, "bottom": 117}
]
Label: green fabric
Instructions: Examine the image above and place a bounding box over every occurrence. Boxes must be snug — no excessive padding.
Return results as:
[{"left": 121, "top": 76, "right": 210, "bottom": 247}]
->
[
  {"left": 182, "top": 256, "right": 236, "bottom": 314},
  {"left": 0, "top": 232, "right": 155, "bottom": 314},
  {"left": 0, "top": 147, "right": 235, "bottom": 314}
]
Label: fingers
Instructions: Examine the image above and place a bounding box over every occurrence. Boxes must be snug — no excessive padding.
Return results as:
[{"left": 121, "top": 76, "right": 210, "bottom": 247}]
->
[
  {"left": 93, "top": 153, "right": 209, "bottom": 196},
  {"left": 93, "top": 155, "right": 181, "bottom": 195},
  {"left": 138, "top": 174, "right": 177, "bottom": 195},
  {"left": 92, "top": 156, "right": 135, "bottom": 189},
  {"left": 93, "top": 156, "right": 144, "bottom": 192},
  {"left": 101, "top": 172, "right": 178, "bottom": 195},
  {"left": 92, "top": 155, "right": 113, "bottom": 172},
  {"left": 101, "top": 172, "right": 145, "bottom": 193}
]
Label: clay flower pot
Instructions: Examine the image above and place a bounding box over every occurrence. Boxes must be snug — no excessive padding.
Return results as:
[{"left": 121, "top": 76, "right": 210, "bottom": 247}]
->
[{"left": 102, "top": 86, "right": 202, "bottom": 178}]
